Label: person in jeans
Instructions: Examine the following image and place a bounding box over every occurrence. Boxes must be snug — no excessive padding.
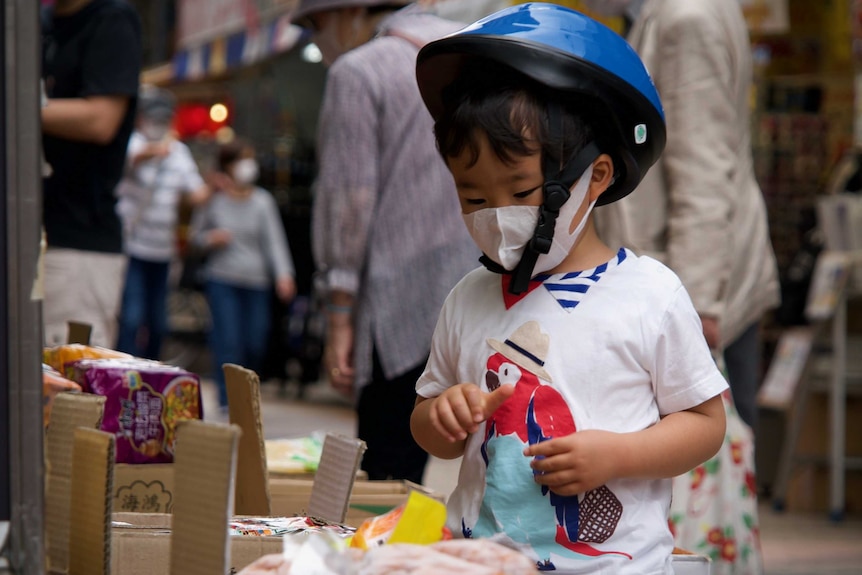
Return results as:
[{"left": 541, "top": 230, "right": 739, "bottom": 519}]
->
[
  {"left": 190, "top": 139, "right": 297, "bottom": 410},
  {"left": 115, "top": 86, "right": 210, "bottom": 359}
]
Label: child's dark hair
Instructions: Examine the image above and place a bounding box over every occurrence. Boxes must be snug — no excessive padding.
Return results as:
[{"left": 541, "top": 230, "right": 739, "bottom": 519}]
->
[
  {"left": 434, "top": 60, "right": 602, "bottom": 172},
  {"left": 218, "top": 138, "right": 253, "bottom": 173}
]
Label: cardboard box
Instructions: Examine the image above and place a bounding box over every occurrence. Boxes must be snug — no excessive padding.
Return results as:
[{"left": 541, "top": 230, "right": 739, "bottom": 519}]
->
[
  {"left": 269, "top": 477, "right": 444, "bottom": 528},
  {"left": 109, "top": 366, "right": 370, "bottom": 525},
  {"left": 110, "top": 514, "right": 282, "bottom": 575},
  {"left": 45, "top": 393, "right": 106, "bottom": 575},
  {"left": 113, "top": 464, "right": 174, "bottom": 514},
  {"left": 113, "top": 467, "right": 444, "bottom": 528}
]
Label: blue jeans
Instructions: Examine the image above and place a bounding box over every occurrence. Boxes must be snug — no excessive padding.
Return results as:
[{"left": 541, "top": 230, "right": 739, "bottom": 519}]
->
[
  {"left": 116, "top": 257, "right": 170, "bottom": 360},
  {"left": 205, "top": 279, "right": 271, "bottom": 408}
]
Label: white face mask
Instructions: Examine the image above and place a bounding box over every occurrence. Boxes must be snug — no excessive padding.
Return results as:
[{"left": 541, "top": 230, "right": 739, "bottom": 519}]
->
[
  {"left": 140, "top": 121, "right": 170, "bottom": 142},
  {"left": 582, "top": 0, "right": 635, "bottom": 17},
  {"left": 232, "top": 158, "right": 259, "bottom": 186},
  {"left": 462, "top": 165, "right": 596, "bottom": 274},
  {"left": 463, "top": 205, "right": 538, "bottom": 271}
]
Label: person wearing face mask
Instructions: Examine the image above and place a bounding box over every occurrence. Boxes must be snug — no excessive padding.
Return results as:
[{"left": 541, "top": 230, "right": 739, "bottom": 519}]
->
[
  {"left": 586, "top": 0, "right": 780, "bottom": 435},
  {"left": 115, "top": 86, "right": 211, "bottom": 360},
  {"left": 410, "top": 5, "right": 727, "bottom": 573},
  {"left": 189, "top": 139, "right": 297, "bottom": 411},
  {"left": 291, "top": 0, "right": 477, "bottom": 484}
]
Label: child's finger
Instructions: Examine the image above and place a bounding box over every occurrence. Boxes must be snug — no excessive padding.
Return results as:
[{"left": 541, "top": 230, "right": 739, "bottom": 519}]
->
[
  {"left": 449, "top": 391, "right": 480, "bottom": 433},
  {"left": 479, "top": 384, "right": 515, "bottom": 421},
  {"left": 523, "top": 436, "right": 565, "bottom": 457},
  {"left": 462, "top": 384, "right": 486, "bottom": 422},
  {"left": 433, "top": 396, "right": 473, "bottom": 441},
  {"left": 529, "top": 451, "right": 571, "bottom": 476}
]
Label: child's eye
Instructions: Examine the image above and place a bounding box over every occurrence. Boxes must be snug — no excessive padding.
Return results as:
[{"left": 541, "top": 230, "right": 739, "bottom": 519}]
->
[
  {"left": 465, "top": 198, "right": 485, "bottom": 206},
  {"left": 514, "top": 185, "right": 541, "bottom": 199}
]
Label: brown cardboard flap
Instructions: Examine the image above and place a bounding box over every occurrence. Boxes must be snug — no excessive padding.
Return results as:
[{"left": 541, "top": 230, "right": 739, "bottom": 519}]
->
[
  {"left": 224, "top": 364, "right": 271, "bottom": 516},
  {"left": 307, "top": 433, "right": 367, "bottom": 523},
  {"left": 69, "top": 428, "right": 115, "bottom": 575},
  {"left": 66, "top": 321, "right": 92, "bottom": 345},
  {"left": 45, "top": 393, "right": 106, "bottom": 574},
  {"left": 169, "top": 421, "right": 241, "bottom": 575},
  {"left": 113, "top": 464, "right": 174, "bottom": 514}
]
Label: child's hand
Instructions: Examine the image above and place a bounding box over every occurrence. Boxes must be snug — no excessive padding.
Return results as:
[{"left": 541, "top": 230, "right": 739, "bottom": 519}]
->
[
  {"left": 429, "top": 383, "right": 514, "bottom": 443},
  {"left": 525, "top": 430, "right": 623, "bottom": 496}
]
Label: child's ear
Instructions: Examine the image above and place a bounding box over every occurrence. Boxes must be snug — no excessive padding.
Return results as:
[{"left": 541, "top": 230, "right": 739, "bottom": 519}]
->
[{"left": 588, "top": 154, "right": 615, "bottom": 202}]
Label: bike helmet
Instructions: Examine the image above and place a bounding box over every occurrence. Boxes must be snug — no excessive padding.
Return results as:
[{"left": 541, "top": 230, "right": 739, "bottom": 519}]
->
[{"left": 416, "top": 2, "right": 666, "bottom": 206}]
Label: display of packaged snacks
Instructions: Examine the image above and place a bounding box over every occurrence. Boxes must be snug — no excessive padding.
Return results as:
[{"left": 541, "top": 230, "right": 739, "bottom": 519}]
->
[
  {"left": 265, "top": 433, "right": 325, "bottom": 474},
  {"left": 42, "top": 363, "right": 82, "bottom": 427},
  {"left": 229, "top": 516, "right": 355, "bottom": 538},
  {"left": 42, "top": 343, "right": 132, "bottom": 374},
  {"left": 69, "top": 358, "right": 202, "bottom": 464}
]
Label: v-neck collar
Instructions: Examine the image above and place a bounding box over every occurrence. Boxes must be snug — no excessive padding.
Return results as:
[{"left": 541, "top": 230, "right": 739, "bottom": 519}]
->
[{"left": 500, "top": 248, "right": 628, "bottom": 311}]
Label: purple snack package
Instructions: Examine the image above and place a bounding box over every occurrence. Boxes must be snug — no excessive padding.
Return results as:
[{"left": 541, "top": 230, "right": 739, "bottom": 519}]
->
[{"left": 72, "top": 358, "right": 203, "bottom": 464}]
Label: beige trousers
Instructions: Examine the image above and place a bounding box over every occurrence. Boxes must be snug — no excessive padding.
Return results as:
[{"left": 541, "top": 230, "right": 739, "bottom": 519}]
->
[{"left": 43, "top": 248, "right": 127, "bottom": 348}]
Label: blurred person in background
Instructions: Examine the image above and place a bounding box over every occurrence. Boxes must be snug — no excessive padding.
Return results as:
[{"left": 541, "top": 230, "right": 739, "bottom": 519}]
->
[
  {"left": 115, "top": 86, "right": 211, "bottom": 360},
  {"left": 291, "top": 0, "right": 477, "bottom": 483},
  {"left": 588, "top": 0, "right": 780, "bottom": 434},
  {"left": 190, "top": 139, "right": 297, "bottom": 412},
  {"left": 587, "top": 1, "right": 779, "bottom": 572},
  {"left": 417, "top": 0, "right": 509, "bottom": 22},
  {"left": 41, "top": 0, "right": 142, "bottom": 348}
]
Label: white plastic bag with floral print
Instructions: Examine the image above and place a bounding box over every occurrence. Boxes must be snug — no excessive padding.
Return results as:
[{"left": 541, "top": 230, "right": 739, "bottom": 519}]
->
[{"left": 669, "top": 377, "right": 764, "bottom": 575}]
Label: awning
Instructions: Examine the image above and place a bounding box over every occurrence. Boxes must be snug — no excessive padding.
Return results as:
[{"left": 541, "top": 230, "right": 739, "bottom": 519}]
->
[{"left": 172, "top": 14, "right": 308, "bottom": 82}]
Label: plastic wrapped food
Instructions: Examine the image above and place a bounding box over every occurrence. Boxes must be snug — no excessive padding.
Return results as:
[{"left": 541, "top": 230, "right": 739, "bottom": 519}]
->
[
  {"left": 239, "top": 539, "right": 540, "bottom": 575},
  {"left": 430, "top": 540, "right": 539, "bottom": 574},
  {"left": 265, "top": 434, "right": 325, "bottom": 474},
  {"left": 42, "top": 364, "right": 82, "bottom": 427},
  {"left": 42, "top": 344, "right": 131, "bottom": 374},
  {"left": 70, "top": 358, "right": 202, "bottom": 463},
  {"left": 236, "top": 554, "right": 293, "bottom": 575}
]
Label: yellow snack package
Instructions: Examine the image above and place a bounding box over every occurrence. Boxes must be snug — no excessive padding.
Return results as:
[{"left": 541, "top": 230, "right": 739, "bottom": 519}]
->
[
  {"left": 388, "top": 490, "right": 448, "bottom": 546},
  {"left": 350, "top": 490, "right": 448, "bottom": 550}
]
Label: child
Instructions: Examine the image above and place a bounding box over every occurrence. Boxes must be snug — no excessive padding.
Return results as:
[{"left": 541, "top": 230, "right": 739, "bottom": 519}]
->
[{"left": 410, "top": 3, "right": 727, "bottom": 573}]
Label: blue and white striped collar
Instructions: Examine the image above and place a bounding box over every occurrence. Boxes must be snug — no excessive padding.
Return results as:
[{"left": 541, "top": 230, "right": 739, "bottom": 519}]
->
[{"left": 534, "top": 247, "right": 628, "bottom": 312}]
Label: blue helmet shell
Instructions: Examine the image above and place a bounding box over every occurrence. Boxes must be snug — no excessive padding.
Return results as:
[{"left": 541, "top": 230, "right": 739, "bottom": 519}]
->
[{"left": 416, "top": 2, "right": 666, "bottom": 205}]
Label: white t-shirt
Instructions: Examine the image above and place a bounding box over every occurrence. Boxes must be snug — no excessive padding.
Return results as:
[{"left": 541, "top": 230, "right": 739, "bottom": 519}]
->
[
  {"left": 416, "top": 249, "right": 728, "bottom": 575},
  {"left": 116, "top": 132, "right": 204, "bottom": 262}
]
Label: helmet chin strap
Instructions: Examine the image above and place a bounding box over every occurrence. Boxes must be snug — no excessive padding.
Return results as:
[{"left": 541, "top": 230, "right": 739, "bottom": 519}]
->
[
  {"left": 506, "top": 140, "right": 601, "bottom": 294},
  {"left": 477, "top": 139, "right": 601, "bottom": 289}
]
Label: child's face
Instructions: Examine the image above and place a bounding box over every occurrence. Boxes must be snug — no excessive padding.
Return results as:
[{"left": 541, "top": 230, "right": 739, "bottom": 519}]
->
[{"left": 447, "top": 133, "right": 544, "bottom": 215}]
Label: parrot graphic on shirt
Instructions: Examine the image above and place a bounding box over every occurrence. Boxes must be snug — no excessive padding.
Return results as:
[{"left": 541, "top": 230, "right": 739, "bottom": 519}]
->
[{"left": 465, "top": 322, "right": 630, "bottom": 570}]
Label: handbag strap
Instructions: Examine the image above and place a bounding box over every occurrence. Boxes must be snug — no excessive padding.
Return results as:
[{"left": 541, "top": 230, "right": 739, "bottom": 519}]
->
[{"left": 382, "top": 29, "right": 425, "bottom": 50}]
